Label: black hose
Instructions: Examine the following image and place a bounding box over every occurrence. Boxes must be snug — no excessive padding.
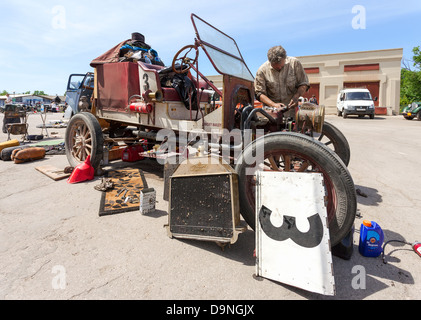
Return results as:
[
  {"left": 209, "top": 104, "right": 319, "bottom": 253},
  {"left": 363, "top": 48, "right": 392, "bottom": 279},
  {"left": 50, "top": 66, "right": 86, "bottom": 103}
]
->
[{"left": 382, "top": 240, "right": 412, "bottom": 264}]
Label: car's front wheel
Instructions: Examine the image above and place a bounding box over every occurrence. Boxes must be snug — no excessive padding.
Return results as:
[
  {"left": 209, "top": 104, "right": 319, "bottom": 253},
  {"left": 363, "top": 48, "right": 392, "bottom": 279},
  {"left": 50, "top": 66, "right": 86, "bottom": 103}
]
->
[
  {"left": 65, "top": 112, "right": 104, "bottom": 171},
  {"left": 311, "top": 121, "right": 351, "bottom": 166}
]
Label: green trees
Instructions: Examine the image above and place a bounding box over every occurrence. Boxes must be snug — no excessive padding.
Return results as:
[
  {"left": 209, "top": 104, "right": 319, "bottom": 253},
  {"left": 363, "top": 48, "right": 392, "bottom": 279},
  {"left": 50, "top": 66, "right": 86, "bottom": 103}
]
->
[
  {"left": 32, "top": 90, "right": 47, "bottom": 95},
  {"left": 401, "top": 46, "right": 421, "bottom": 107},
  {"left": 0, "top": 90, "right": 48, "bottom": 95}
]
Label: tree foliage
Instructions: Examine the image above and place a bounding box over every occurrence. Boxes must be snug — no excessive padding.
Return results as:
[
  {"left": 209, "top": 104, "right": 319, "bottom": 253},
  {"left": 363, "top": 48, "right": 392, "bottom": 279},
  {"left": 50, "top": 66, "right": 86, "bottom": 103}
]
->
[
  {"left": 33, "top": 90, "right": 47, "bottom": 96},
  {"left": 401, "top": 46, "right": 421, "bottom": 106},
  {"left": 1, "top": 90, "right": 49, "bottom": 96},
  {"left": 413, "top": 46, "right": 421, "bottom": 69}
]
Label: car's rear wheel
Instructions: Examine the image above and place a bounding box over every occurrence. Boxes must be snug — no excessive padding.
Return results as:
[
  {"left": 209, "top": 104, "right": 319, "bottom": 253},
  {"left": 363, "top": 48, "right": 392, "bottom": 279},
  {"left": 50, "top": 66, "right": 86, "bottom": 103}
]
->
[{"left": 235, "top": 132, "right": 357, "bottom": 246}]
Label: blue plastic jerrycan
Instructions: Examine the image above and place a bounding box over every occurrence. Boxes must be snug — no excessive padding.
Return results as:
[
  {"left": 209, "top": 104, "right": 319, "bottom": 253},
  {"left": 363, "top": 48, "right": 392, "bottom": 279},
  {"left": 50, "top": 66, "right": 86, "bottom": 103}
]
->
[{"left": 359, "top": 220, "right": 384, "bottom": 257}]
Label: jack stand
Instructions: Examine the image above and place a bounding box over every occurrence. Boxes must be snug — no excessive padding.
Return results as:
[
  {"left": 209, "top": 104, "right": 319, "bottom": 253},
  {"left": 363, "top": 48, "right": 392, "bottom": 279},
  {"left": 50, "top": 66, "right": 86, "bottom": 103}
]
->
[
  {"left": 332, "top": 226, "right": 354, "bottom": 260},
  {"left": 39, "top": 109, "right": 49, "bottom": 138}
]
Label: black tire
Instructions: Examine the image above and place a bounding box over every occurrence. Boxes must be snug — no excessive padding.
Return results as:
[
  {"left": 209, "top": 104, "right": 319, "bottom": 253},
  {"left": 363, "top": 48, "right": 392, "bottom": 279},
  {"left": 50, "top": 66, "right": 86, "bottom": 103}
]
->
[
  {"left": 1, "top": 145, "right": 29, "bottom": 161},
  {"left": 417, "top": 112, "right": 421, "bottom": 121},
  {"left": 65, "top": 112, "right": 104, "bottom": 170},
  {"left": 312, "top": 121, "right": 351, "bottom": 166},
  {"left": 342, "top": 110, "right": 348, "bottom": 118},
  {"left": 370, "top": 114, "right": 375, "bottom": 119},
  {"left": 235, "top": 132, "right": 357, "bottom": 246}
]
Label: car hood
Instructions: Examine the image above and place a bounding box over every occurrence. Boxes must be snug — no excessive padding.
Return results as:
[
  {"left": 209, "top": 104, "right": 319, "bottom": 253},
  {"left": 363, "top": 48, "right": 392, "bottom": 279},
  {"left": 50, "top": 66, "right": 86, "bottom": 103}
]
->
[{"left": 403, "top": 103, "right": 420, "bottom": 112}]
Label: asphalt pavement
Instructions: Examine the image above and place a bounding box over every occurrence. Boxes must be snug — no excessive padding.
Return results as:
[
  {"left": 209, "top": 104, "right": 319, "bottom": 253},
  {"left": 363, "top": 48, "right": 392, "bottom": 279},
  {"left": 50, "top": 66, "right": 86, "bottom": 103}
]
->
[{"left": 0, "top": 111, "right": 420, "bottom": 302}]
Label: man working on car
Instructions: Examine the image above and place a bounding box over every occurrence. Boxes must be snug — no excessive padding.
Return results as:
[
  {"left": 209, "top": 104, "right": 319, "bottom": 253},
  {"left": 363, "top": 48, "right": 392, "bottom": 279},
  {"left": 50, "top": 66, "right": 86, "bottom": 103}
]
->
[{"left": 254, "top": 45, "right": 309, "bottom": 119}]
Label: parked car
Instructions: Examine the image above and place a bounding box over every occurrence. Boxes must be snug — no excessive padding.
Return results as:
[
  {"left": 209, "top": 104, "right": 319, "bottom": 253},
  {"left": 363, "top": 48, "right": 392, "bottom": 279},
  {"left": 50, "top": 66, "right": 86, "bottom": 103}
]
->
[
  {"left": 402, "top": 102, "right": 421, "bottom": 120},
  {"left": 337, "top": 88, "right": 377, "bottom": 119},
  {"left": 65, "top": 72, "right": 94, "bottom": 118}
]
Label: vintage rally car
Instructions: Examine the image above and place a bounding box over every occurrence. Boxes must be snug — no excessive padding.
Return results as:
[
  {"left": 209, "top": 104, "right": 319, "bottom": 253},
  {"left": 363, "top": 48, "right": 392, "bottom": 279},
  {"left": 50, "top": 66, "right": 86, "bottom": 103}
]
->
[
  {"left": 402, "top": 102, "right": 421, "bottom": 120},
  {"left": 64, "top": 14, "right": 356, "bottom": 247}
]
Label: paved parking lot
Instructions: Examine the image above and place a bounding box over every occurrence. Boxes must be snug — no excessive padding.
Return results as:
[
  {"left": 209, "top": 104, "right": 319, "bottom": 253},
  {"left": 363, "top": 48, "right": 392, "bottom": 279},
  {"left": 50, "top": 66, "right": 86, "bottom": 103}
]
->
[{"left": 0, "top": 112, "right": 420, "bottom": 302}]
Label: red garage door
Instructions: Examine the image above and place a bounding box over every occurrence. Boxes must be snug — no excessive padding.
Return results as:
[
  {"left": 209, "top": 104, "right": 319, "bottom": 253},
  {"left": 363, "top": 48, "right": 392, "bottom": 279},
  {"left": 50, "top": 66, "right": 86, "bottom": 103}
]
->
[
  {"left": 303, "top": 83, "right": 320, "bottom": 104},
  {"left": 343, "top": 81, "right": 380, "bottom": 106}
]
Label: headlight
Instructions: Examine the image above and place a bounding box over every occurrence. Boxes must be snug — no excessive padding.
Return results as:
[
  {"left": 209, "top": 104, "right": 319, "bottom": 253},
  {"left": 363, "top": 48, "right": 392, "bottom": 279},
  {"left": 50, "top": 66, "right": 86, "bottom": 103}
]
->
[{"left": 345, "top": 106, "right": 355, "bottom": 110}]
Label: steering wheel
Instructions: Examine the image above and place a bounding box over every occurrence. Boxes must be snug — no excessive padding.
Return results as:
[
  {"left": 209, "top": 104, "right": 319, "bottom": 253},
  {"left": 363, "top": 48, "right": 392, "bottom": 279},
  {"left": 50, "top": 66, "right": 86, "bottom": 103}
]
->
[{"left": 171, "top": 45, "right": 199, "bottom": 74}]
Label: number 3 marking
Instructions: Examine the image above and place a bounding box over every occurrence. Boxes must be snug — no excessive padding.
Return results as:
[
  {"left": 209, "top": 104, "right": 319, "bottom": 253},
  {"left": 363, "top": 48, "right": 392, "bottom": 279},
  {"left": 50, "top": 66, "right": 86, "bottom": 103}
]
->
[
  {"left": 258, "top": 205, "right": 324, "bottom": 248},
  {"left": 143, "top": 73, "right": 149, "bottom": 91}
]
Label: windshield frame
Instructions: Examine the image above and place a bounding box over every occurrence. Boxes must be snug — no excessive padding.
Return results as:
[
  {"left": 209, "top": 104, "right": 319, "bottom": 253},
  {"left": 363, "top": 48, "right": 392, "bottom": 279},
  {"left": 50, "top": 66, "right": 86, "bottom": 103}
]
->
[
  {"left": 191, "top": 14, "right": 254, "bottom": 82},
  {"left": 345, "top": 91, "right": 373, "bottom": 101}
]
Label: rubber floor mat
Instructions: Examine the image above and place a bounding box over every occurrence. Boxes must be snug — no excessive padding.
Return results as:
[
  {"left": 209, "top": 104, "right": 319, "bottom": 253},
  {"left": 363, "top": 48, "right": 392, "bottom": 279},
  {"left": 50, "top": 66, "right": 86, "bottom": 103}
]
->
[{"left": 98, "top": 168, "right": 148, "bottom": 216}]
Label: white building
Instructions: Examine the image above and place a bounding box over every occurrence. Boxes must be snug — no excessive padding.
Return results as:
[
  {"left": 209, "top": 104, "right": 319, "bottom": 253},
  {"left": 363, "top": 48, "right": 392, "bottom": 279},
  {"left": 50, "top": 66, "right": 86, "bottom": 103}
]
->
[
  {"left": 0, "top": 94, "right": 65, "bottom": 107},
  {"left": 208, "top": 48, "right": 403, "bottom": 115},
  {"left": 297, "top": 48, "right": 403, "bottom": 115}
]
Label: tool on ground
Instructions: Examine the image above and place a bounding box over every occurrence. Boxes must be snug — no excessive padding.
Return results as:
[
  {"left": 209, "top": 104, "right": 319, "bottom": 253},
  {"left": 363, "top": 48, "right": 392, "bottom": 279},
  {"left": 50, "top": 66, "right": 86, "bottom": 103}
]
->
[{"left": 382, "top": 240, "right": 421, "bottom": 264}]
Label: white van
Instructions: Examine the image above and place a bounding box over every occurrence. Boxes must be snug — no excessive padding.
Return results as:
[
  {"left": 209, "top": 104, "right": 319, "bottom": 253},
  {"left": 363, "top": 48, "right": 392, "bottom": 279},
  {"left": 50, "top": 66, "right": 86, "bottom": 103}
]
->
[{"left": 337, "top": 88, "right": 377, "bottom": 119}]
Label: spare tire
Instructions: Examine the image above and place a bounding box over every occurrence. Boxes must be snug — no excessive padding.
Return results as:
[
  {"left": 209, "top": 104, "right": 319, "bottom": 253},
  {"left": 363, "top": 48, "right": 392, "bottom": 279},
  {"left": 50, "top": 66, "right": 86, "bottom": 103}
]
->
[{"left": 235, "top": 132, "right": 357, "bottom": 246}]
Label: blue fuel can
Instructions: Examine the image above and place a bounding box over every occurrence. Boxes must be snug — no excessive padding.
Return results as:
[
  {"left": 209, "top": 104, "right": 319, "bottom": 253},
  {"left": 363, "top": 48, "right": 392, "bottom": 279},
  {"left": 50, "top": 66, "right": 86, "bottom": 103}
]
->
[{"left": 359, "top": 220, "right": 384, "bottom": 257}]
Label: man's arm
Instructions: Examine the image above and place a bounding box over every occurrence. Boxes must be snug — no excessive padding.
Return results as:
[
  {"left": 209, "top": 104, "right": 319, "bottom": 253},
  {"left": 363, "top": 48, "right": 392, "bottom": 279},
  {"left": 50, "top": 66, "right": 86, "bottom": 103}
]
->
[
  {"left": 288, "top": 85, "right": 308, "bottom": 108},
  {"left": 258, "top": 93, "right": 286, "bottom": 109},
  {"left": 288, "top": 59, "right": 310, "bottom": 108}
]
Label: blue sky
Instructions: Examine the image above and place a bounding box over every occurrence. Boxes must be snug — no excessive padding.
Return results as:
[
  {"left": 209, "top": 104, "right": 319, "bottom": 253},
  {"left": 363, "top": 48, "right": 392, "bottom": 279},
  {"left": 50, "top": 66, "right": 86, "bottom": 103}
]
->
[{"left": 0, "top": 0, "right": 420, "bottom": 96}]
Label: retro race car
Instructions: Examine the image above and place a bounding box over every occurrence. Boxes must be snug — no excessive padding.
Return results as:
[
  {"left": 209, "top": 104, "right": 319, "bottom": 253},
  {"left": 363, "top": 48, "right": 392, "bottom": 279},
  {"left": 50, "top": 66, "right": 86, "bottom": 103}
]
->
[{"left": 64, "top": 14, "right": 356, "bottom": 246}]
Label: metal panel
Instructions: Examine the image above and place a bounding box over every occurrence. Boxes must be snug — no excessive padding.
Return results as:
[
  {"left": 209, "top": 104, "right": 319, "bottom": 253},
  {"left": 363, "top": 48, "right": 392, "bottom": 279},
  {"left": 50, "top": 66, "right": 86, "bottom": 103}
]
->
[
  {"left": 96, "top": 62, "right": 140, "bottom": 112},
  {"left": 255, "top": 171, "right": 335, "bottom": 296}
]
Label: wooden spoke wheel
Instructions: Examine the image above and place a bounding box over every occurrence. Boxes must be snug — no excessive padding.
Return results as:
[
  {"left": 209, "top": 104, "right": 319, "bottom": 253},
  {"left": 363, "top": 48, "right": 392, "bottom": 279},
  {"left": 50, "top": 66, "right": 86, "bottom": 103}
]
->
[
  {"left": 65, "top": 112, "right": 104, "bottom": 170},
  {"left": 311, "top": 121, "right": 351, "bottom": 166}
]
